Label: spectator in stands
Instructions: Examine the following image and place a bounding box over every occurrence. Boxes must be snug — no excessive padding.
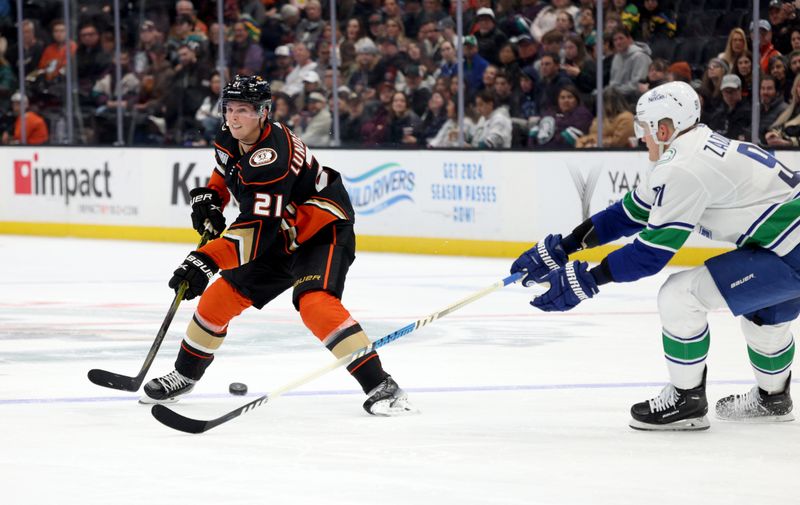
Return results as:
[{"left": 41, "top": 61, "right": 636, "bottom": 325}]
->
[
  {"left": 463, "top": 35, "right": 489, "bottom": 94},
  {"left": 428, "top": 97, "right": 474, "bottom": 148},
  {"left": 473, "top": 8, "right": 508, "bottom": 66},
  {"left": 667, "top": 61, "right": 692, "bottom": 83},
  {"left": 538, "top": 30, "right": 564, "bottom": 71},
  {"left": 709, "top": 74, "right": 751, "bottom": 141},
  {"left": 530, "top": 0, "right": 579, "bottom": 42},
  {"left": 195, "top": 71, "right": 223, "bottom": 143},
  {"left": 271, "top": 92, "right": 296, "bottom": 127},
  {"left": 769, "top": 0, "right": 799, "bottom": 54},
  {"left": 434, "top": 39, "right": 458, "bottom": 79},
  {"left": 385, "top": 17, "right": 408, "bottom": 48},
  {"left": 610, "top": 0, "right": 640, "bottom": 35},
  {"left": 175, "top": 0, "right": 207, "bottom": 35},
  {"left": 296, "top": 1, "right": 324, "bottom": 48},
  {"left": 229, "top": 21, "right": 263, "bottom": 77},
  {"left": 438, "top": 17, "right": 457, "bottom": 47},
  {"left": 167, "top": 14, "right": 207, "bottom": 65},
  {"left": 771, "top": 55, "right": 794, "bottom": 102},
  {"left": 420, "top": 18, "right": 445, "bottom": 63},
  {"left": 76, "top": 21, "right": 112, "bottom": 99},
  {"left": 402, "top": 0, "right": 424, "bottom": 39},
  {"left": 3, "top": 92, "right": 48, "bottom": 145},
  {"left": 240, "top": 0, "right": 266, "bottom": 25},
  {"left": 293, "top": 91, "right": 331, "bottom": 147},
  {"left": 343, "top": 17, "right": 365, "bottom": 46},
  {"left": 577, "top": 7, "right": 596, "bottom": 48},
  {"left": 413, "top": 90, "right": 447, "bottom": 145},
  {"left": 516, "top": 67, "right": 539, "bottom": 120},
  {"left": 360, "top": 81, "right": 394, "bottom": 145},
  {"left": 638, "top": 58, "right": 668, "bottom": 94},
  {"left": 515, "top": 34, "right": 539, "bottom": 68},
  {"left": 338, "top": 88, "right": 365, "bottom": 146},
  {"left": 789, "top": 49, "right": 800, "bottom": 78},
  {"left": 279, "top": 4, "right": 302, "bottom": 38},
  {"left": 752, "top": 19, "right": 781, "bottom": 74},
  {"left": 766, "top": 74, "right": 800, "bottom": 147},
  {"left": 165, "top": 44, "right": 209, "bottom": 144},
  {"left": 494, "top": 71, "right": 519, "bottom": 115},
  {"left": 607, "top": 26, "right": 651, "bottom": 105},
  {"left": 38, "top": 19, "right": 76, "bottom": 81},
  {"left": 0, "top": 36, "right": 17, "bottom": 114},
  {"left": 562, "top": 34, "right": 595, "bottom": 99},
  {"left": 789, "top": 28, "right": 800, "bottom": 53},
  {"left": 576, "top": 87, "right": 635, "bottom": 148},
  {"left": 555, "top": 9, "right": 577, "bottom": 37},
  {"left": 284, "top": 42, "right": 318, "bottom": 97},
  {"left": 733, "top": 52, "right": 754, "bottom": 99},
  {"left": 386, "top": 91, "right": 421, "bottom": 146},
  {"left": 383, "top": 0, "right": 403, "bottom": 26},
  {"left": 469, "top": 89, "right": 512, "bottom": 148},
  {"left": 403, "top": 64, "right": 432, "bottom": 117},
  {"left": 638, "top": 0, "right": 676, "bottom": 42},
  {"left": 367, "top": 12, "right": 387, "bottom": 41},
  {"left": 92, "top": 49, "right": 140, "bottom": 115},
  {"left": 421, "top": 0, "right": 447, "bottom": 23},
  {"left": 497, "top": 42, "right": 522, "bottom": 87},
  {"left": 536, "top": 52, "right": 572, "bottom": 112},
  {"left": 481, "top": 64, "right": 498, "bottom": 92},
  {"left": 133, "top": 43, "right": 173, "bottom": 117},
  {"left": 16, "top": 20, "right": 44, "bottom": 76},
  {"left": 268, "top": 45, "right": 294, "bottom": 85},
  {"left": 719, "top": 27, "right": 749, "bottom": 70},
  {"left": 348, "top": 38, "right": 383, "bottom": 96},
  {"left": 699, "top": 58, "right": 729, "bottom": 119},
  {"left": 759, "top": 74, "right": 789, "bottom": 144},
  {"left": 530, "top": 84, "right": 592, "bottom": 148}
]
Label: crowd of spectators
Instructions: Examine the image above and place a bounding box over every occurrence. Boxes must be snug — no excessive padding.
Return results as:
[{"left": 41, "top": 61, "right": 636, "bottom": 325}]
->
[{"left": 1, "top": 0, "right": 799, "bottom": 149}]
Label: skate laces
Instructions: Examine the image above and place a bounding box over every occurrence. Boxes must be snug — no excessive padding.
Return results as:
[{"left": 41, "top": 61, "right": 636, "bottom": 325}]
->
[
  {"left": 158, "top": 371, "right": 194, "bottom": 392},
  {"left": 648, "top": 385, "right": 679, "bottom": 412},
  {"left": 729, "top": 386, "right": 761, "bottom": 411}
]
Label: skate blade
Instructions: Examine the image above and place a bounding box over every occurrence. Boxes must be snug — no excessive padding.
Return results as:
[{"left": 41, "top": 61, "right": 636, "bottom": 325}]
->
[
  {"left": 368, "top": 399, "right": 421, "bottom": 417},
  {"left": 629, "top": 416, "right": 710, "bottom": 431},
  {"left": 138, "top": 395, "right": 180, "bottom": 405},
  {"left": 715, "top": 412, "right": 795, "bottom": 423}
]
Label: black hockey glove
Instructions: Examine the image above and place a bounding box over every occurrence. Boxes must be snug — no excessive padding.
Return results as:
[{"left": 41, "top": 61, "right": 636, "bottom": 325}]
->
[
  {"left": 190, "top": 187, "right": 226, "bottom": 238},
  {"left": 169, "top": 251, "right": 219, "bottom": 300}
]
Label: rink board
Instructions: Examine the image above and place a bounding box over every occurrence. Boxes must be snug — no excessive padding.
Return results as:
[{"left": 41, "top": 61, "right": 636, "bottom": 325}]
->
[{"left": 0, "top": 145, "right": 774, "bottom": 264}]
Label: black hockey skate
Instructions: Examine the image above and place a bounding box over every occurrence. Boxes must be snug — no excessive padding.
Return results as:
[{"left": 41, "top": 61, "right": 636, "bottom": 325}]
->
[
  {"left": 140, "top": 370, "right": 196, "bottom": 405},
  {"left": 629, "top": 368, "right": 709, "bottom": 431},
  {"left": 363, "top": 376, "right": 419, "bottom": 416},
  {"left": 716, "top": 374, "right": 794, "bottom": 422}
]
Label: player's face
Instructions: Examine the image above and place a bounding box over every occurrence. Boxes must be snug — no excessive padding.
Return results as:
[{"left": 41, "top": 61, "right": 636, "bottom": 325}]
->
[{"left": 225, "top": 101, "right": 262, "bottom": 140}]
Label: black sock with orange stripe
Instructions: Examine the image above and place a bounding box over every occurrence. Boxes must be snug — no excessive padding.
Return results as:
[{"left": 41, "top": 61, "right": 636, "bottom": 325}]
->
[
  {"left": 348, "top": 351, "right": 389, "bottom": 394},
  {"left": 175, "top": 340, "right": 215, "bottom": 381}
]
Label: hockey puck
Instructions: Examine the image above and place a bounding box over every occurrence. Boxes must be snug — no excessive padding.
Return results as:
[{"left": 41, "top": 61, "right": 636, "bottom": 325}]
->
[{"left": 229, "top": 382, "right": 248, "bottom": 396}]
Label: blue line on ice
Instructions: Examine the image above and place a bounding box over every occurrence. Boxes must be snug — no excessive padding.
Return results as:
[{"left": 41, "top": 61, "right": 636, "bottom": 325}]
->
[{"left": 0, "top": 379, "right": 767, "bottom": 405}]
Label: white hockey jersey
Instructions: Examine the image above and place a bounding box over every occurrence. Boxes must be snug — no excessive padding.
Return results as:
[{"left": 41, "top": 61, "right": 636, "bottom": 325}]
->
[{"left": 604, "top": 124, "right": 800, "bottom": 282}]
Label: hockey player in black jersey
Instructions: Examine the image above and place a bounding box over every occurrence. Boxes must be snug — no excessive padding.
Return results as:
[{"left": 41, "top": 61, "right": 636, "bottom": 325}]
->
[{"left": 141, "top": 75, "right": 417, "bottom": 416}]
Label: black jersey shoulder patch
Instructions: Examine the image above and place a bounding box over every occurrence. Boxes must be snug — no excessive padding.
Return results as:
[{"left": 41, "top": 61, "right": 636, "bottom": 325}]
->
[{"left": 250, "top": 148, "right": 278, "bottom": 167}]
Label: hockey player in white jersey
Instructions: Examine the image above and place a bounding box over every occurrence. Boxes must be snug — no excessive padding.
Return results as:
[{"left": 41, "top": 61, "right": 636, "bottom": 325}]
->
[{"left": 512, "top": 81, "right": 796, "bottom": 430}]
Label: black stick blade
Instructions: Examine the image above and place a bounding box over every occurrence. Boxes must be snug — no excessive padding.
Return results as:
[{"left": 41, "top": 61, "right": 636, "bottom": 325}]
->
[
  {"left": 87, "top": 369, "right": 143, "bottom": 392},
  {"left": 151, "top": 405, "right": 212, "bottom": 434}
]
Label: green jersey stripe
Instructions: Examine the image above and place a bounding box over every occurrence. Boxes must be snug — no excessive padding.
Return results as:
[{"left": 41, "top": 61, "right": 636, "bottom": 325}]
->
[
  {"left": 744, "top": 198, "right": 800, "bottom": 248},
  {"left": 639, "top": 227, "right": 691, "bottom": 252},
  {"left": 622, "top": 192, "right": 650, "bottom": 224},
  {"left": 663, "top": 330, "right": 710, "bottom": 362},
  {"left": 747, "top": 341, "right": 795, "bottom": 373}
]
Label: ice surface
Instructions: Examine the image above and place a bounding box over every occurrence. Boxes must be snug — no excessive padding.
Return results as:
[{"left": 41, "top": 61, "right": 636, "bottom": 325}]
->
[{"left": 1, "top": 235, "right": 798, "bottom": 505}]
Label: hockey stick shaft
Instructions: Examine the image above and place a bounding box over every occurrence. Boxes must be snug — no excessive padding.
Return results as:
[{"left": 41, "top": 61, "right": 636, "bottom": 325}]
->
[
  {"left": 87, "top": 233, "right": 210, "bottom": 391},
  {"left": 151, "top": 271, "right": 526, "bottom": 433}
]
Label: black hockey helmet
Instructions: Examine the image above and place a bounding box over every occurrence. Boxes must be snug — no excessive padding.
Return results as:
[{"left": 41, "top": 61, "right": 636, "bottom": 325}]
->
[{"left": 221, "top": 75, "right": 272, "bottom": 116}]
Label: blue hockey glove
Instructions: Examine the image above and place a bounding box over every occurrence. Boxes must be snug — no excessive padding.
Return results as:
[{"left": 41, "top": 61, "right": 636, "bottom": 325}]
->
[
  {"left": 532, "top": 261, "right": 599, "bottom": 312},
  {"left": 510, "top": 234, "right": 568, "bottom": 287}
]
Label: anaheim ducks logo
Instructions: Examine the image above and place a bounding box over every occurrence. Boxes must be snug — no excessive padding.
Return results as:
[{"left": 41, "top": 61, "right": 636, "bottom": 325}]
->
[{"left": 250, "top": 148, "right": 277, "bottom": 167}]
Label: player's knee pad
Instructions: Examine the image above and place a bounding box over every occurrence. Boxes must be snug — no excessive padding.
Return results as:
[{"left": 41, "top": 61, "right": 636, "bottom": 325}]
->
[
  {"left": 740, "top": 316, "right": 793, "bottom": 352},
  {"left": 658, "top": 267, "right": 725, "bottom": 335}
]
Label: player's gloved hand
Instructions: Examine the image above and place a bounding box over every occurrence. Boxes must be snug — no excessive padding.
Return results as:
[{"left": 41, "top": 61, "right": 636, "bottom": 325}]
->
[
  {"left": 510, "top": 234, "right": 568, "bottom": 287},
  {"left": 532, "top": 261, "right": 598, "bottom": 312},
  {"left": 169, "top": 251, "right": 219, "bottom": 300},
  {"left": 190, "top": 187, "right": 226, "bottom": 238}
]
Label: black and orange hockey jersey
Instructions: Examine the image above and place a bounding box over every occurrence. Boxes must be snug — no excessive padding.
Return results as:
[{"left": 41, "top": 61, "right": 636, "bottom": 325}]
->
[{"left": 198, "top": 122, "right": 354, "bottom": 271}]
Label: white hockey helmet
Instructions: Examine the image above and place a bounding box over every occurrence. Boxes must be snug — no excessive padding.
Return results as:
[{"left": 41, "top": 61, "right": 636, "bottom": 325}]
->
[{"left": 634, "top": 81, "right": 701, "bottom": 144}]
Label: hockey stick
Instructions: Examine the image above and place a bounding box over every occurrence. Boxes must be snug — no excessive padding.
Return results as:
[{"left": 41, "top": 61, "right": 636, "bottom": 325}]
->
[
  {"left": 87, "top": 232, "right": 211, "bottom": 392},
  {"left": 151, "top": 271, "right": 527, "bottom": 433}
]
